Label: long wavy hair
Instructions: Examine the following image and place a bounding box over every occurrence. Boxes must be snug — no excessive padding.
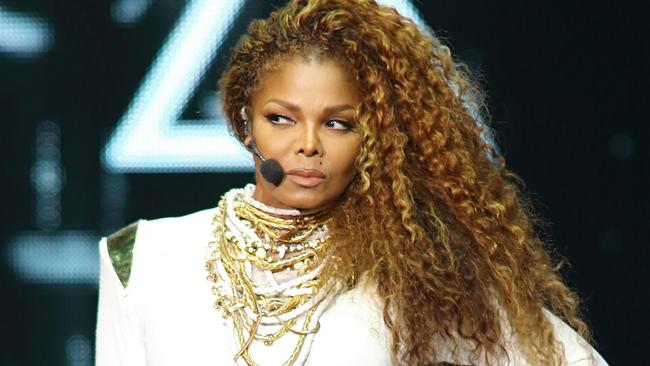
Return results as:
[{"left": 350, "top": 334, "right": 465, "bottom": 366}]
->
[{"left": 220, "top": 0, "right": 592, "bottom": 364}]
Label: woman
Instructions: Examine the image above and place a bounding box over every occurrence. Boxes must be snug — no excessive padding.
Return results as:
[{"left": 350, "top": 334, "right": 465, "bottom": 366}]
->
[{"left": 96, "top": 0, "right": 608, "bottom": 365}]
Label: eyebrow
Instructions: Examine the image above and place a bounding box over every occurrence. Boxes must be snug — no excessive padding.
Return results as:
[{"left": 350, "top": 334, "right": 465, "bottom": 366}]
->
[{"left": 265, "top": 99, "right": 355, "bottom": 115}]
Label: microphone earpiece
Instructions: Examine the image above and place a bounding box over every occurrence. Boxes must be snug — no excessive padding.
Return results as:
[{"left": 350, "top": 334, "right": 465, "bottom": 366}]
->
[
  {"left": 241, "top": 107, "right": 250, "bottom": 135},
  {"left": 240, "top": 107, "right": 285, "bottom": 187}
]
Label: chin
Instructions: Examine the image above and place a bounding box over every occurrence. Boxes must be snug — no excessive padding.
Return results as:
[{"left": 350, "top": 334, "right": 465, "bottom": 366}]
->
[
  {"left": 280, "top": 195, "right": 326, "bottom": 210},
  {"left": 277, "top": 188, "right": 335, "bottom": 210}
]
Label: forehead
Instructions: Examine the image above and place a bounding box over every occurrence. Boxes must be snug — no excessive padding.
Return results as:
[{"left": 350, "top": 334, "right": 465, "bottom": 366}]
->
[{"left": 251, "top": 58, "right": 361, "bottom": 108}]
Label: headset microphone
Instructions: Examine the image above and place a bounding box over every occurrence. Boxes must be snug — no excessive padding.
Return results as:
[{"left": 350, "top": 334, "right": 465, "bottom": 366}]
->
[
  {"left": 242, "top": 107, "right": 285, "bottom": 186},
  {"left": 248, "top": 140, "right": 285, "bottom": 186}
]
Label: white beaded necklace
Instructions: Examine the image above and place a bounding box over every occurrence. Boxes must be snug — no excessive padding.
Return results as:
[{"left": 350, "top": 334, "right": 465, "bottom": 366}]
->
[{"left": 205, "top": 185, "right": 342, "bottom": 366}]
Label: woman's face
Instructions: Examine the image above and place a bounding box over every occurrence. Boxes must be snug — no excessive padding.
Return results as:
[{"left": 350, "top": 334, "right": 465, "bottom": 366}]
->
[{"left": 246, "top": 58, "right": 362, "bottom": 210}]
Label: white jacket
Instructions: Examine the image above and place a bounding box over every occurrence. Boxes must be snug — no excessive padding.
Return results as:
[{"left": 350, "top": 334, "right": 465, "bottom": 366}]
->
[{"left": 95, "top": 208, "right": 608, "bottom": 366}]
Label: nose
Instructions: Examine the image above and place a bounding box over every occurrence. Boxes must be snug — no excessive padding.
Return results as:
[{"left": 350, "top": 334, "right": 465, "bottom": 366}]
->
[{"left": 296, "top": 123, "right": 321, "bottom": 157}]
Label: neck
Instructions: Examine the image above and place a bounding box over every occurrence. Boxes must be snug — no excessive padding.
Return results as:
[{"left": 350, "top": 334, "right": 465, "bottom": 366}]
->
[{"left": 245, "top": 184, "right": 330, "bottom": 217}]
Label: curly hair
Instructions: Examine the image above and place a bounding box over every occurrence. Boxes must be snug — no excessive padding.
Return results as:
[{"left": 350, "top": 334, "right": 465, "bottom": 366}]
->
[{"left": 219, "top": 0, "right": 592, "bottom": 364}]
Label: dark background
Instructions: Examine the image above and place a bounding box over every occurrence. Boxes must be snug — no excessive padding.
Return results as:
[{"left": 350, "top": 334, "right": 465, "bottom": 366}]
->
[{"left": 1, "top": 0, "right": 647, "bottom": 364}]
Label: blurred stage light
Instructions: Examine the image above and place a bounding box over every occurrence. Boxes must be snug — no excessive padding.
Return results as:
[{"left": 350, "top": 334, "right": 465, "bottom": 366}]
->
[
  {"left": 608, "top": 132, "right": 636, "bottom": 159},
  {"left": 377, "top": 0, "right": 427, "bottom": 31},
  {"left": 32, "top": 121, "right": 65, "bottom": 230},
  {"left": 111, "top": 0, "right": 153, "bottom": 24},
  {"left": 596, "top": 228, "right": 624, "bottom": 256},
  {"left": 103, "top": 0, "right": 492, "bottom": 172},
  {"left": 0, "top": 5, "right": 53, "bottom": 57},
  {"left": 103, "top": 0, "right": 249, "bottom": 173},
  {"left": 66, "top": 334, "right": 92, "bottom": 366},
  {"left": 5, "top": 231, "right": 99, "bottom": 285}
]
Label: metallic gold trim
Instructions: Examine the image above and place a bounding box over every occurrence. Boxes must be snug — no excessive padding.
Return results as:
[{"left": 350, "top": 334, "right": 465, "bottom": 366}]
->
[{"left": 107, "top": 221, "right": 139, "bottom": 287}]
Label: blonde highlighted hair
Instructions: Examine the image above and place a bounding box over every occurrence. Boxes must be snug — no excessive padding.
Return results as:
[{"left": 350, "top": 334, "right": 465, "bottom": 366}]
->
[{"left": 220, "top": 0, "right": 591, "bottom": 364}]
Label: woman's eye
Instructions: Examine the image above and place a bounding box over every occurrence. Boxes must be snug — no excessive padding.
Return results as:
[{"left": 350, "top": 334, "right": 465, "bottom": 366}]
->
[
  {"left": 325, "top": 119, "right": 353, "bottom": 131},
  {"left": 265, "top": 114, "right": 294, "bottom": 125}
]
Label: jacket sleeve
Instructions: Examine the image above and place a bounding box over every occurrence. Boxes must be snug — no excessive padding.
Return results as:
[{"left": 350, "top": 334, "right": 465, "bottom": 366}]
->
[
  {"left": 544, "top": 309, "right": 609, "bottom": 366},
  {"left": 95, "top": 223, "right": 148, "bottom": 365}
]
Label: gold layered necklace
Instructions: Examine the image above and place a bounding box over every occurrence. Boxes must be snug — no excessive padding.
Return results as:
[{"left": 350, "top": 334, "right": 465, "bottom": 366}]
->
[{"left": 205, "top": 186, "right": 339, "bottom": 366}]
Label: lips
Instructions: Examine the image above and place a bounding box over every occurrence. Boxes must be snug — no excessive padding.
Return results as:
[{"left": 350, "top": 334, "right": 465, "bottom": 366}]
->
[
  {"left": 286, "top": 168, "right": 326, "bottom": 178},
  {"left": 286, "top": 168, "right": 326, "bottom": 188}
]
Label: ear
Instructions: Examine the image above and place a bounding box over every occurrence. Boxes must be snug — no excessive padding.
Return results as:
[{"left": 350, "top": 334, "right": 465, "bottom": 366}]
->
[{"left": 243, "top": 135, "right": 252, "bottom": 147}]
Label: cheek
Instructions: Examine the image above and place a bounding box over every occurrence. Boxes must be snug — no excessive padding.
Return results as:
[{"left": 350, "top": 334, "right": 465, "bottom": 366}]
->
[{"left": 327, "top": 141, "right": 360, "bottom": 180}]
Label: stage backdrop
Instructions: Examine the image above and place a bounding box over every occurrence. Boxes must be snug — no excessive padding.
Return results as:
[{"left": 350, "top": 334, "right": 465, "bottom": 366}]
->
[{"left": 1, "top": 0, "right": 647, "bottom": 365}]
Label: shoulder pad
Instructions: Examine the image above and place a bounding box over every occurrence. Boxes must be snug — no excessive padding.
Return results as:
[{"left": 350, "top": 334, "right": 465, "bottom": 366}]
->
[{"left": 107, "top": 221, "right": 139, "bottom": 287}]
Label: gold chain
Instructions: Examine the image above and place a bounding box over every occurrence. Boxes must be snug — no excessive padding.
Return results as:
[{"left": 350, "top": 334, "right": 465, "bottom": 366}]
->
[
  {"left": 234, "top": 197, "right": 330, "bottom": 242},
  {"left": 205, "top": 192, "right": 333, "bottom": 366}
]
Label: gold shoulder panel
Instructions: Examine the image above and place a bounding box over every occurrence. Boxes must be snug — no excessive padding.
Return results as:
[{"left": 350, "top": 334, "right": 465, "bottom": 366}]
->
[{"left": 107, "top": 221, "right": 139, "bottom": 288}]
